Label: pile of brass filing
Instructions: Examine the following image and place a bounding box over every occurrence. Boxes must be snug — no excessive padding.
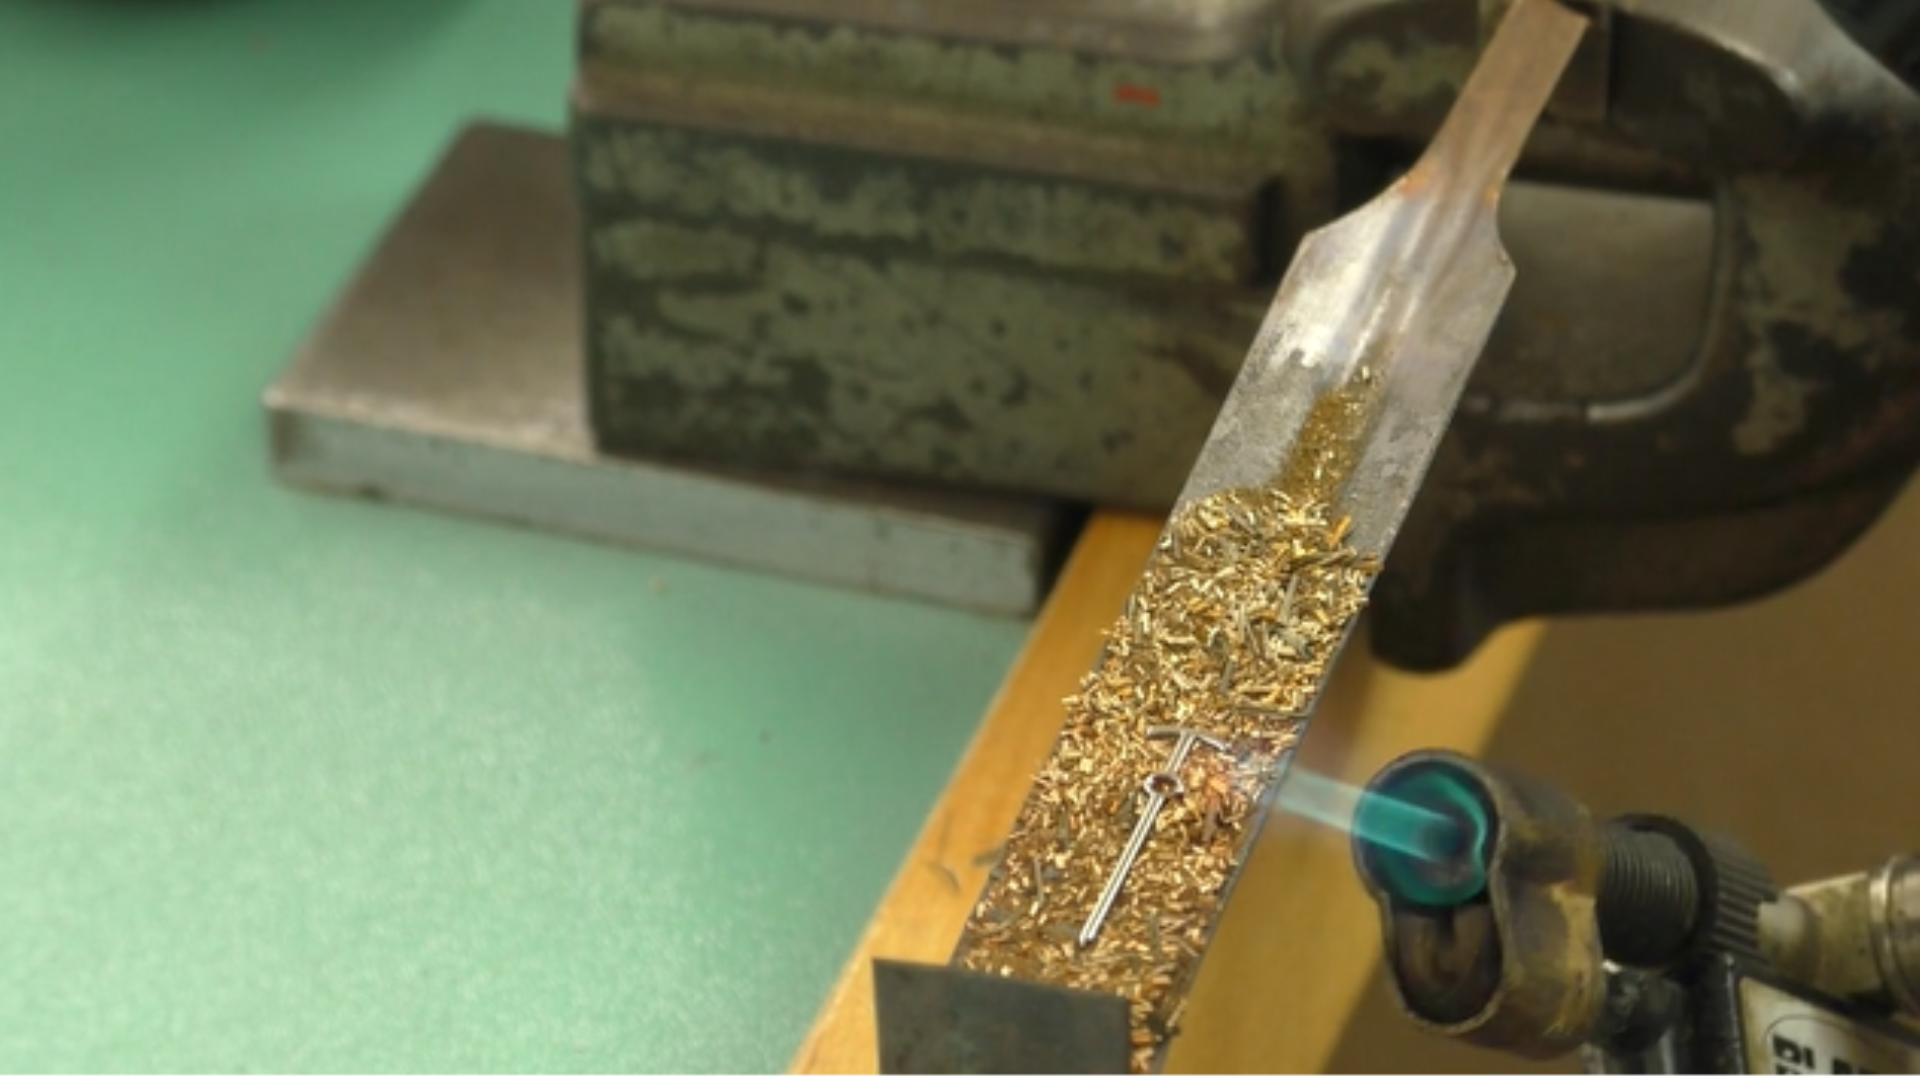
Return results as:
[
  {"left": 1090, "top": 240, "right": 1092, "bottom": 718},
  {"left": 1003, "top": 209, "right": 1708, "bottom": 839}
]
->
[{"left": 952, "top": 484, "right": 1378, "bottom": 1072}]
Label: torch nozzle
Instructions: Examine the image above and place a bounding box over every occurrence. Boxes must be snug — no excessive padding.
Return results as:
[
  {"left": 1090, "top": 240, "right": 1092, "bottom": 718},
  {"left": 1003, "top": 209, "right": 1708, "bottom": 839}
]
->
[{"left": 1354, "top": 760, "right": 1493, "bottom": 908}]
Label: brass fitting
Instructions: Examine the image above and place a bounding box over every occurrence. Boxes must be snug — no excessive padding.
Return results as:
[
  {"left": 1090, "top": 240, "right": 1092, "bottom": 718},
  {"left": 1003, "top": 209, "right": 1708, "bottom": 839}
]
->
[
  {"left": 1355, "top": 750, "right": 1610, "bottom": 1059},
  {"left": 1763, "top": 855, "right": 1920, "bottom": 1019}
]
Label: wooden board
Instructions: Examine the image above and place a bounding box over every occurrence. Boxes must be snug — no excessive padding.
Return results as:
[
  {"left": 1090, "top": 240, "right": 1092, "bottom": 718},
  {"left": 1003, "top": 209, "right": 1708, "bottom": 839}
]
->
[{"left": 790, "top": 511, "right": 1544, "bottom": 1073}]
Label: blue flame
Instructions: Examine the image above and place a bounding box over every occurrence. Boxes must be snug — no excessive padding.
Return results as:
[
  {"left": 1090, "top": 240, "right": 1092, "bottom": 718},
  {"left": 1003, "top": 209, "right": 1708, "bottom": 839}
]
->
[{"left": 1276, "top": 764, "right": 1489, "bottom": 905}]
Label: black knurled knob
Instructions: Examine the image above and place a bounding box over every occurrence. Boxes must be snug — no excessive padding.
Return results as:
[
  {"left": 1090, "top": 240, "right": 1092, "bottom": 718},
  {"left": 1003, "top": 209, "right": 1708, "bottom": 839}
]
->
[{"left": 1697, "top": 830, "right": 1776, "bottom": 965}]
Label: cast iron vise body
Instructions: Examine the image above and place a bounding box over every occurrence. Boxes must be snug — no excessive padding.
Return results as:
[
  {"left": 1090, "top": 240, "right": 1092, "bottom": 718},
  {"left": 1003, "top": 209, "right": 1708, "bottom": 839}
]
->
[{"left": 573, "top": 0, "right": 1920, "bottom": 670}]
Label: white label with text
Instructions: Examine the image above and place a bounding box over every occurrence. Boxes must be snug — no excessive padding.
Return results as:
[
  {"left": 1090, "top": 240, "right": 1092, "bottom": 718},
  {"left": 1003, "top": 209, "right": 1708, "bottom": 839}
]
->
[{"left": 1740, "top": 980, "right": 1920, "bottom": 1075}]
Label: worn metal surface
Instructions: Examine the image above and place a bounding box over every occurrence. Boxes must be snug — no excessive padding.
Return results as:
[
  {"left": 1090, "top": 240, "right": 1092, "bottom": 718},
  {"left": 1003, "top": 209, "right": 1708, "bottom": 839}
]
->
[
  {"left": 1821, "top": 0, "right": 1920, "bottom": 90},
  {"left": 1483, "top": 0, "right": 1612, "bottom": 124},
  {"left": 1769, "top": 857, "right": 1920, "bottom": 1018},
  {"left": 574, "top": 0, "right": 1329, "bottom": 513},
  {"left": 574, "top": 116, "right": 1271, "bottom": 506},
  {"left": 871, "top": 960, "right": 1132, "bottom": 1074},
  {"left": 1873, "top": 856, "right": 1920, "bottom": 1017},
  {"left": 576, "top": 0, "right": 1920, "bottom": 672},
  {"left": 265, "top": 123, "right": 1071, "bottom": 618},
  {"left": 604, "top": 0, "right": 1285, "bottom": 65},
  {"left": 1283, "top": 0, "right": 1920, "bottom": 669}
]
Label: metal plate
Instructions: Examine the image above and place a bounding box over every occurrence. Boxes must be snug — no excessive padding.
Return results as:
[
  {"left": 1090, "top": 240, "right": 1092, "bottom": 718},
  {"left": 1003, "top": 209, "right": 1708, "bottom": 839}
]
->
[
  {"left": 264, "top": 122, "right": 1073, "bottom": 618},
  {"left": 872, "top": 960, "right": 1132, "bottom": 1074}
]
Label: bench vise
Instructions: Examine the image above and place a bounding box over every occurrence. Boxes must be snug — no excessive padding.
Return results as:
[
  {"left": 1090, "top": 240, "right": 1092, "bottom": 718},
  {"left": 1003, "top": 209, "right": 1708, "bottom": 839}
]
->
[{"left": 573, "top": 0, "right": 1920, "bottom": 670}]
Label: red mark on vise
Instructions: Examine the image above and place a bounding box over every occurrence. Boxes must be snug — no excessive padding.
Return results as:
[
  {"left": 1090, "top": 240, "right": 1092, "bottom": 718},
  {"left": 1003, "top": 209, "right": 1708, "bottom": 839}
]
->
[{"left": 1113, "top": 84, "right": 1162, "bottom": 107}]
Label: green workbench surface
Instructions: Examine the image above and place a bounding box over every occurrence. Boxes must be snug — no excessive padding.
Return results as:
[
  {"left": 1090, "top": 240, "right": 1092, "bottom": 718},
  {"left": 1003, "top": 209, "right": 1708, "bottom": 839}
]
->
[{"left": 0, "top": 2, "right": 1027, "bottom": 1071}]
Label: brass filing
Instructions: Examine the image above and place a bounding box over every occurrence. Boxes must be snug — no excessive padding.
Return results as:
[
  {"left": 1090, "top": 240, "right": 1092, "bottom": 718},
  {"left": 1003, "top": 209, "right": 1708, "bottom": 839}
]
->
[
  {"left": 952, "top": 485, "right": 1378, "bottom": 1072},
  {"left": 1076, "top": 726, "right": 1232, "bottom": 949}
]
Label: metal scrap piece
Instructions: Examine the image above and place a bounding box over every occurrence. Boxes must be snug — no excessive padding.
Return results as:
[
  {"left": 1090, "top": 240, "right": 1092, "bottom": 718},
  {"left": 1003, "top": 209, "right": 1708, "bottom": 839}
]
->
[{"left": 873, "top": 960, "right": 1131, "bottom": 1074}]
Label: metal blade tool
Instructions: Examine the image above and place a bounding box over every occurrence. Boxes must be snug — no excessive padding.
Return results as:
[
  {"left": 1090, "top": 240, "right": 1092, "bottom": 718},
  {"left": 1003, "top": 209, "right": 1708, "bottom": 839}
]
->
[{"left": 873, "top": 0, "right": 1591, "bottom": 1071}]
